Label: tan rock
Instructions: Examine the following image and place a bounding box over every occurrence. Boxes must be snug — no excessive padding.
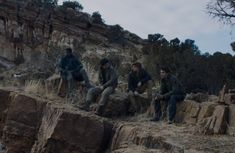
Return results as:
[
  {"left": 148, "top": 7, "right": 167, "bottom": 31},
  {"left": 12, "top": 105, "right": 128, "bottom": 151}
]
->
[
  {"left": 228, "top": 104, "right": 235, "bottom": 135},
  {"left": 197, "top": 105, "right": 229, "bottom": 135},
  {"left": 44, "top": 111, "right": 113, "bottom": 153},
  {"left": 103, "top": 91, "right": 130, "bottom": 117},
  {"left": 2, "top": 93, "right": 46, "bottom": 153},
  {"left": 0, "top": 89, "right": 11, "bottom": 134},
  {"left": 111, "top": 124, "right": 183, "bottom": 153},
  {"left": 197, "top": 102, "right": 217, "bottom": 123},
  {"left": 175, "top": 100, "right": 200, "bottom": 124},
  {"left": 213, "top": 105, "right": 229, "bottom": 134},
  {"left": 224, "top": 93, "right": 235, "bottom": 104}
]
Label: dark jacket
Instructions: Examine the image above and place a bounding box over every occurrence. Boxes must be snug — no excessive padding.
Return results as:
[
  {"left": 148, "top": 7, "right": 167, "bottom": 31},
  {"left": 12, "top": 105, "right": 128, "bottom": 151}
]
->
[
  {"left": 99, "top": 66, "right": 118, "bottom": 89},
  {"left": 160, "top": 74, "right": 185, "bottom": 99},
  {"left": 58, "top": 54, "right": 83, "bottom": 79},
  {"left": 128, "top": 68, "right": 152, "bottom": 92}
]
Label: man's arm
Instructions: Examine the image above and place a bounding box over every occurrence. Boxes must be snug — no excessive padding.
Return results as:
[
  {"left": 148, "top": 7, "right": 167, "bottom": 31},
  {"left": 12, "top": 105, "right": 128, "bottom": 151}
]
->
[
  {"left": 128, "top": 73, "right": 135, "bottom": 91},
  {"left": 139, "top": 70, "right": 151, "bottom": 84},
  {"left": 162, "top": 77, "right": 177, "bottom": 99},
  {"left": 98, "top": 70, "right": 103, "bottom": 85},
  {"left": 103, "top": 68, "right": 118, "bottom": 88}
]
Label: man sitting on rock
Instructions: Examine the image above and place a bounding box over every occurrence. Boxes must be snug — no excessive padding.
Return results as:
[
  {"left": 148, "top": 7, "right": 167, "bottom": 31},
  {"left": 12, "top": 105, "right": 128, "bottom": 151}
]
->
[
  {"left": 127, "top": 62, "right": 153, "bottom": 99},
  {"left": 80, "top": 58, "right": 118, "bottom": 116},
  {"left": 151, "top": 66, "right": 185, "bottom": 124},
  {"left": 57, "top": 48, "right": 92, "bottom": 97}
]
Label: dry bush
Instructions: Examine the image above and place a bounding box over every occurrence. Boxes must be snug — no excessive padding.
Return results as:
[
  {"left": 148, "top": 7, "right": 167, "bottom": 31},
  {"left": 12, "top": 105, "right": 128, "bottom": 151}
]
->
[
  {"left": 24, "top": 80, "right": 45, "bottom": 95},
  {"left": 24, "top": 80, "right": 57, "bottom": 99}
]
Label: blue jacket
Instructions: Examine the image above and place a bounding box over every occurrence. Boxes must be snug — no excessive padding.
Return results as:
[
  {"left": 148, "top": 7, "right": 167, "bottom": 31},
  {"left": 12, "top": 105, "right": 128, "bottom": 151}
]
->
[{"left": 58, "top": 54, "right": 83, "bottom": 79}]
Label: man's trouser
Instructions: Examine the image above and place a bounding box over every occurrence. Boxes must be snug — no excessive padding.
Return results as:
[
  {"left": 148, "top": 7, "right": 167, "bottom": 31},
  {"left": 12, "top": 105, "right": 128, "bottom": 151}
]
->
[
  {"left": 153, "top": 95, "right": 185, "bottom": 121},
  {"left": 85, "top": 86, "right": 114, "bottom": 114},
  {"left": 78, "top": 68, "right": 92, "bottom": 89},
  {"left": 58, "top": 72, "right": 74, "bottom": 97}
]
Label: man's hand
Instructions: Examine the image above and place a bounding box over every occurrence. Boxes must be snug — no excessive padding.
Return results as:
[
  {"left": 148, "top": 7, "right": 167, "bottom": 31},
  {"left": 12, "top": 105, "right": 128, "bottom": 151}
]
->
[
  {"left": 134, "top": 91, "right": 139, "bottom": 95},
  {"left": 137, "top": 82, "right": 142, "bottom": 87},
  {"left": 155, "top": 94, "right": 163, "bottom": 100},
  {"left": 100, "top": 86, "right": 104, "bottom": 90}
]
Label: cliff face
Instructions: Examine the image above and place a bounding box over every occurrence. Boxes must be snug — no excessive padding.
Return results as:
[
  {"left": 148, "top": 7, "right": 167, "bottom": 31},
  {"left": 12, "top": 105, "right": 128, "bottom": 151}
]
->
[
  {"left": 0, "top": 88, "right": 235, "bottom": 153},
  {"left": 0, "top": 0, "right": 143, "bottom": 82},
  {"left": 0, "top": 88, "right": 113, "bottom": 153}
]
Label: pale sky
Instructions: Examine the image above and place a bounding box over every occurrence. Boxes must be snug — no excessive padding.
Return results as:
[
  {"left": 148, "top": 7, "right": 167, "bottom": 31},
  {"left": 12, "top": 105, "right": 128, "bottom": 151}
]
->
[{"left": 58, "top": 0, "right": 235, "bottom": 55}]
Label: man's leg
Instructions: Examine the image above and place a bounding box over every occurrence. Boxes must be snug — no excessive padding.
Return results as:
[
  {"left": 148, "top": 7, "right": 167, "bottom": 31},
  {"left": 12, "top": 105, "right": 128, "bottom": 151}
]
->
[
  {"left": 146, "top": 80, "right": 153, "bottom": 99},
  {"left": 82, "top": 87, "right": 102, "bottom": 111},
  {"left": 168, "top": 95, "right": 185, "bottom": 123},
  {"left": 96, "top": 87, "right": 114, "bottom": 115},
  {"left": 128, "top": 91, "right": 137, "bottom": 114},
  {"left": 151, "top": 99, "right": 162, "bottom": 121},
  {"left": 57, "top": 78, "right": 67, "bottom": 98},
  {"left": 161, "top": 100, "right": 168, "bottom": 121},
  {"left": 79, "top": 68, "right": 92, "bottom": 89},
  {"left": 66, "top": 72, "right": 74, "bottom": 97}
]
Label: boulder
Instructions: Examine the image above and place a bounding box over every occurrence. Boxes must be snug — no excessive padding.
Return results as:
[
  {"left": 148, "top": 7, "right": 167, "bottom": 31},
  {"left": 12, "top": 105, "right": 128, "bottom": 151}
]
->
[
  {"left": 128, "top": 94, "right": 151, "bottom": 115},
  {"left": 0, "top": 89, "right": 113, "bottom": 153},
  {"left": 197, "top": 105, "right": 229, "bottom": 135},
  {"left": 197, "top": 102, "right": 217, "bottom": 123},
  {"left": 213, "top": 105, "right": 229, "bottom": 134},
  {"left": 103, "top": 92, "right": 130, "bottom": 117},
  {"left": 42, "top": 110, "right": 113, "bottom": 153},
  {"left": 2, "top": 93, "right": 46, "bottom": 153},
  {"left": 0, "top": 89, "right": 11, "bottom": 134},
  {"left": 175, "top": 100, "right": 201, "bottom": 124},
  {"left": 111, "top": 124, "right": 183, "bottom": 153}
]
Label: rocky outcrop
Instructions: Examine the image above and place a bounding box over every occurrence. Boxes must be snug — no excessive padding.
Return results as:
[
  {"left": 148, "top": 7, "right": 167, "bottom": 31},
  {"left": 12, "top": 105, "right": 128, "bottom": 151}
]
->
[
  {"left": 1, "top": 89, "right": 235, "bottom": 153},
  {"left": 110, "top": 122, "right": 235, "bottom": 153},
  {"left": 0, "top": 89, "right": 11, "bottom": 135},
  {"left": 2, "top": 93, "right": 46, "bottom": 153},
  {"left": 0, "top": 0, "right": 142, "bottom": 69},
  {"left": 197, "top": 105, "right": 229, "bottom": 135},
  {"left": 111, "top": 123, "right": 184, "bottom": 153},
  {"left": 0, "top": 89, "right": 113, "bottom": 153},
  {"left": 175, "top": 100, "right": 230, "bottom": 135}
]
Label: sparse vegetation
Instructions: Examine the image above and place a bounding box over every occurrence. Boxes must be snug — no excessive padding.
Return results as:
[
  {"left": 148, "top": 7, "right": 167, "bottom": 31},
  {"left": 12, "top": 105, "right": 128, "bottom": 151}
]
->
[
  {"left": 107, "top": 24, "right": 125, "bottom": 44},
  {"left": 24, "top": 80, "right": 58, "bottom": 100},
  {"left": 24, "top": 80, "right": 45, "bottom": 95},
  {"left": 91, "top": 11, "right": 105, "bottom": 25},
  {"left": 143, "top": 33, "right": 235, "bottom": 94},
  {"left": 61, "top": 1, "right": 83, "bottom": 11}
]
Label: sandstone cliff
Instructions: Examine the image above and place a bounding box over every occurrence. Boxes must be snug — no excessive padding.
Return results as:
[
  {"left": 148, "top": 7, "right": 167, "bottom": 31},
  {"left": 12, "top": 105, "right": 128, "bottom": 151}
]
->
[
  {"left": 0, "top": 0, "right": 144, "bottom": 84},
  {"left": 0, "top": 88, "right": 235, "bottom": 153}
]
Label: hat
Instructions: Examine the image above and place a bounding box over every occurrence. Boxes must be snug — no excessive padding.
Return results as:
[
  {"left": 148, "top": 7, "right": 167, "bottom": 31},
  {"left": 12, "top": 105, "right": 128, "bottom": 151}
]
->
[{"left": 100, "top": 58, "right": 109, "bottom": 66}]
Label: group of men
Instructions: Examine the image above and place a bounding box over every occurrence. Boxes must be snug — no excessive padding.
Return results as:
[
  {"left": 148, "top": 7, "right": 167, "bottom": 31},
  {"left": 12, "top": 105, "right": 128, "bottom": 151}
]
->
[{"left": 58, "top": 48, "right": 185, "bottom": 124}]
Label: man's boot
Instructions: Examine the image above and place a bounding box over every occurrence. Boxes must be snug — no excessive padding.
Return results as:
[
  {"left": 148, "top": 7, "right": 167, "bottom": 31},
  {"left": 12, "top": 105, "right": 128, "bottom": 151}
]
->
[
  {"left": 95, "top": 105, "right": 105, "bottom": 116},
  {"left": 78, "top": 101, "right": 90, "bottom": 111},
  {"left": 150, "top": 116, "right": 160, "bottom": 122}
]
